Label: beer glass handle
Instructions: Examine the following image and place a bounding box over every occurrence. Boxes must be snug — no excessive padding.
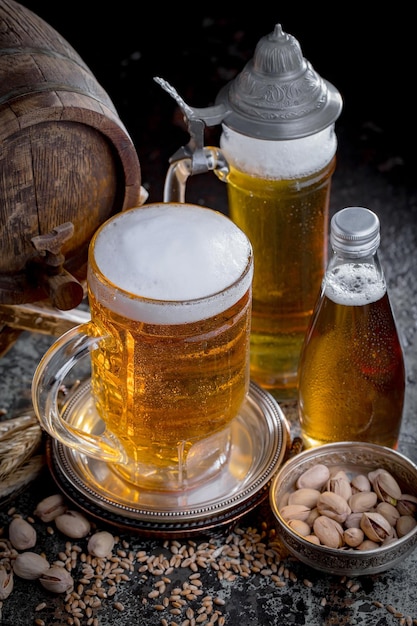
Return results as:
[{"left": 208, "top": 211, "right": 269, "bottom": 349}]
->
[
  {"left": 31, "top": 325, "right": 128, "bottom": 464},
  {"left": 163, "top": 147, "right": 229, "bottom": 203}
]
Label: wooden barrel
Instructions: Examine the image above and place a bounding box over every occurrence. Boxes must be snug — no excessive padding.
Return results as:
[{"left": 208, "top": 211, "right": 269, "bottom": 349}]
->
[{"left": 0, "top": 0, "right": 142, "bottom": 309}]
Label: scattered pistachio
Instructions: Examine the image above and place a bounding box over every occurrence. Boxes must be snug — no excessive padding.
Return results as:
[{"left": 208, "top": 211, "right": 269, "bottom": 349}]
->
[
  {"left": 0, "top": 566, "right": 13, "bottom": 600},
  {"left": 34, "top": 494, "right": 67, "bottom": 523},
  {"left": 87, "top": 530, "right": 115, "bottom": 558},
  {"left": 12, "top": 552, "right": 50, "bottom": 580},
  {"left": 54, "top": 510, "right": 91, "bottom": 539},
  {"left": 8, "top": 517, "right": 37, "bottom": 551},
  {"left": 39, "top": 566, "right": 74, "bottom": 594}
]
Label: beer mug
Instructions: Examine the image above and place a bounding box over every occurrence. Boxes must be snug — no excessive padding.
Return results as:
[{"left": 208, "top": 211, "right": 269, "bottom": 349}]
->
[{"left": 32, "top": 203, "right": 253, "bottom": 491}]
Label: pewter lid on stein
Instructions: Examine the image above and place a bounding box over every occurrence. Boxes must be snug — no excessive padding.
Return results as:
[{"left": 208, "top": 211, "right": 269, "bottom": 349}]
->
[
  {"left": 215, "top": 24, "right": 343, "bottom": 140},
  {"left": 330, "top": 207, "right": 381, "bottom": 256}
]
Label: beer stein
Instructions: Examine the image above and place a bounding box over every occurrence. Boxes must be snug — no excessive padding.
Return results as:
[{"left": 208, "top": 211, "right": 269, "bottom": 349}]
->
[
  {"left": 32, "top": 203, "right": 253, "bottom": 492},
  {"left": 156, "top": 23, "right": 342, "bottom": 400}
]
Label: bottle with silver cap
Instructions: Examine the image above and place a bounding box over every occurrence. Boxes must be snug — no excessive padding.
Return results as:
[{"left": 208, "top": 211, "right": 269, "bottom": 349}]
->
[
  {"left": 156, "top": 23, "right": 342, "bottom": 401},
  {"left": 298, "top": 206, "right": 405, "bottom": 449}
]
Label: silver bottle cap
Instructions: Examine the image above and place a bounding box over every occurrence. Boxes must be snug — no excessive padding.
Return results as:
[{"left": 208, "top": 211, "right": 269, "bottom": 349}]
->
[
  {"left": 330, "top": 207, "right": 381, "bottom": 256},
  {"left": 215, "top": 24, "right": 342, "bottom": 140}
]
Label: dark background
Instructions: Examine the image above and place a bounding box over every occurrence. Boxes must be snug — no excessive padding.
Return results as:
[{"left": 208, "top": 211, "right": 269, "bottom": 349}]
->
[{"left": 16, "top": 2, "right": 415, "bottom": 203}]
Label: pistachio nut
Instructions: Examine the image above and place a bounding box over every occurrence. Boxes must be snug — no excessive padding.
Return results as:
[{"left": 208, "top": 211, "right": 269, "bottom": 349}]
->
[
  {"left": 296, "top": 464, "right": 330, "bottom": 491},
  {"left": 8, "top": 517, "right": 37, "bottom": 551},
  {"left": 360, "top": 512, "right": 393, "bottom": 543},
  {"left": 396, "top": 515, "right": 417, "bottom": 538},
  {"left": 34, "top": 493, "right": 67, "bottom": 522},
  {"left": 286, "top": 519, "right": 311, "bottom": 537},
  {"left": 357, "top": 539, "right": 380, "bottom": 551},
  {"left": 343, "top": 527, "right": 365, "bottom": 548},
  {"left": 351, "top": 474, "right": 371, "bottom": 493},
  {"left": 304, "top": 534, "right": 321, "bottom": 545},
  {"left": 288, "top": 488, "right": 320, "bottom": 509},
  {"left": 348, "top": 491, "right": 377, "bottom": 513},
  {"left": 368, "top": 469, "right": 402, "bottom": 505},
  {"left": 87, "top": 531, "right": 115, "bottom": 558},
  {"left": 12, "top": 551, "right": 50, "bottom": 580},
  {"left": 344, "top": 512, "right": 363, "bottom": 529},
  {"left": 306, "top": 507, "right": 320, "bottom": 527},
  {"left": 313, "top": 516, "right": 344, "bottom": 548},
  {"left": 316, "top": 491, "right": 351, "bottom": 523},
  {"left": 39, "top": 565, "right": 74, "bottom": 594},
  {"left": 0, "top": 566, "right": 13, "bottom": 600},
  {"left": 396, "top": 494, "right": 417, "bottom": 517},
  {"left": 280, "top": 504, "right": 310, "bottom": 523},
  {"left": 376, "top": 501, "right": 401, "bottom": 527},
  {"left": 327, "top": 470, "right": 352, "bottom": 501},
  {"left": 54, "top": 510, "right": 91, "bottom": 539}
]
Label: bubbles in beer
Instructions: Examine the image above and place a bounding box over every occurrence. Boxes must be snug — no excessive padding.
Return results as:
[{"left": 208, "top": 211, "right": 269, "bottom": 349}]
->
[{"left": 91, "top": 204, "right": 253, "bottom": 323}]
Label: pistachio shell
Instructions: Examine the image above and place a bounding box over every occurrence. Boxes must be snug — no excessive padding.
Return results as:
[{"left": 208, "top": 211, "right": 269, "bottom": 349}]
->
[
  {"left": 396, "top": 515, "right": 417, "bottom": 538},
  {"left": 54, "top": 510, "right": 91, "bottom": 539},
  {"left": 396, "top": 494, "right": 417, "bottom": 517},
  {"left": 0, "top": 567, "right": 13, "bottom": 600},
  {"left": 296, "top": 464, "right": 330, "bottom": 491},
  {"left": 343, "top": 527, "right": 365, "bottom": 547},
  {"left": 357, "top": 539, "right": 380, "bottom": 551},
  {"left": 327, "top": 470, "right": 352, "bottom": 501},
  {"left": 376, "top": 501, "right": 401, "bottom": 527},
  {"left": 87, "top": 531, "right": 115, "bottom": 558},
  {"left": 280, "top": 504, "right": 310, "bottom": 523},
  {"left": 344, "top": 512, "right": 363, "bottom": 529},
  {"left": 287, "top": 519, "right": 311, "bottom": 537},
  {"left": 8, "top": 517, "right": 37, "bottom": 551},
  {"left": 368, "top": 469, "right": 402, "bottom": 505},
  {"left": 360, "top": 512, "right": 392, "bottom": 542},
  {"left": 34, "top": 494, "right": 67, "bottom": 522},
  {"left": 317, "top": 491, "right": 351, "bottom": 523},
  {"left": 39, "top": 565, "right": 74, "bottom": 594},
  {"left": 304, "top": 534, "right": 321, "bottom": 545},
  {"left": 351, "top": 474, "right": 371, "bottom": 493},
  {"left": 288, "top": 488, "right": 320, "bottom": 509},
  {"left": 12, "top": 552, "right": 50, "bottom": 580},
  {"left": 348, "top": 491, "right": 378, "bottom": 513},
  {"left": 306, "top": 507, "right": 320, "bottom": 527},
  {"left": 313, "top": 516, "right": 344, "bottom": 548}
]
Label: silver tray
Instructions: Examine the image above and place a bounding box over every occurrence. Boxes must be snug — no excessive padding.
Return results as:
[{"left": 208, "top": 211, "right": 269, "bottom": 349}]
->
[{"left": 47, "top": 379, "right": 290, "bottom": 537}]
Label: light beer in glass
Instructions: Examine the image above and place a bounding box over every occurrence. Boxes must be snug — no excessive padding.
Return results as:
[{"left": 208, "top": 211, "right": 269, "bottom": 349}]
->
[
  {"left": 87, "top": 203, "right": 253, "bottom": 488},
  {"left": 219, "top": 125, "right": 337, "bottom": 399},
  {"left": 298, "top": 263, "right": 405, "bottom": 449}
]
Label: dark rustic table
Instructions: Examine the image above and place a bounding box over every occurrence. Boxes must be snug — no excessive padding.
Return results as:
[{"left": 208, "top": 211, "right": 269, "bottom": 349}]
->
[{"left": 1, "top": 6, "right": 416, "bottom": 625}]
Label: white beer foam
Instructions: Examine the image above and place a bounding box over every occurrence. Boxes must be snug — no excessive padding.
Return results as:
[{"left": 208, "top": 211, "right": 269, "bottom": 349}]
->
[
  {"left": 325, "top": 263, "right": 386, "bottom": 306},
  {"left": 220, "top": 125, "right": 337, "bottom": 179},
  {"left": 90, "top": 204, "right": 253, "bottom": 324}
]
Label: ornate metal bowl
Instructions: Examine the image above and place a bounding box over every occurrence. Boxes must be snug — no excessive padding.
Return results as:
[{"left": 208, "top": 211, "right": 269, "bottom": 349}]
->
[{"left": 269, "top": 442, "right": 417, "bottom": 576}]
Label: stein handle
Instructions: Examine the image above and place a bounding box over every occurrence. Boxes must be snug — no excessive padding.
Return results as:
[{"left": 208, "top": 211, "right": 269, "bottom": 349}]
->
[
  {"left": 31, "top": 324, "right": 128, "bottom": 464},
  {"left": 163, "top": 147, "right": 229, "bottom": 203}
]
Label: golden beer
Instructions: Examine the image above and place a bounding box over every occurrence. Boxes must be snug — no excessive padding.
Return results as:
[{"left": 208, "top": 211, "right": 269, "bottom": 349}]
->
[
  {"left": 87, "top": 204, "right": 253, "bottom": 489},
  {"left": 219, "top": 125, "right": 337, "bottom": 400},
  {"left": 225, "top": 158, "right": 335, "bottom": 398},
  {"left": 298, "top": 266, "right": 405, "bottom": 449}
]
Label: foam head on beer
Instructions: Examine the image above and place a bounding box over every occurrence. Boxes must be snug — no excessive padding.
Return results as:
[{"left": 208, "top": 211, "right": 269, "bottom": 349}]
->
[{"left": 90, "top": 203, "right": 253, "bottom": 324}]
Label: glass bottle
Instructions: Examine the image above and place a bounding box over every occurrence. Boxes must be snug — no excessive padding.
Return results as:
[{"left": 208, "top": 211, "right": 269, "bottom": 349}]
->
[{"left": 298, "top": 206, "right": 405, "bottom": 449}]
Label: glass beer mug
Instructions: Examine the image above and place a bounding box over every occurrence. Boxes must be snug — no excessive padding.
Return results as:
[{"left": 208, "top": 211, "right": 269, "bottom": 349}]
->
[
  {"left": 32, "top": 203, "right": 253, "bottom": 492},
  {"left": 157, "top": 23, "right": 342, "bottom": 401}
]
